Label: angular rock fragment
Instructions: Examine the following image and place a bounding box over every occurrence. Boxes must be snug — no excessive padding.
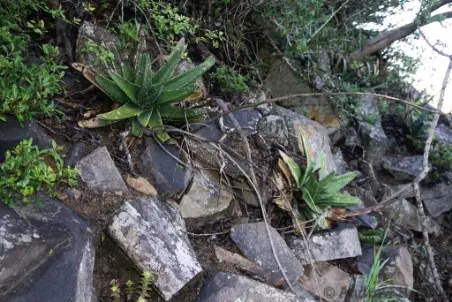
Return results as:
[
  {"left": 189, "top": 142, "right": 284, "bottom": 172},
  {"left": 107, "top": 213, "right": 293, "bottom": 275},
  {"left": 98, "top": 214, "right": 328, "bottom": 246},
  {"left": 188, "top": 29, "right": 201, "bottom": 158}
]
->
[
  {"left": 108, "top": 197, "right": 202, "bottom": 301},
  {"left": 231, "top": 222, "right": 304, "bottom": 284},
  {"left": 219, "top": 109, "right": 262, "bottom": 136},
  {"left": 76, "top": 146, "right": 128, "bottom": 194},
  {"left": 382, "top": 155, "right": 426, "bottom": 181},
  {"left": 258, "top": 115, "right": 290, "bottom": 147},
  {"left": 179, "top": 169, "right": 234, "bottom": 224},
  {"left": 140, "top": 137, "right": 192, "bottom": 197},
  {"left": 0, "top": 195, "right": 95, "bottom": 302},
  {"left": 289, "top": 224, "right": 362, "bottom": 264},
  {"left": 421, "top": 182, "right": 452, "bottom": 217},
  {"left": 197, "top": 272, "right": 312, "bottom": 302}
]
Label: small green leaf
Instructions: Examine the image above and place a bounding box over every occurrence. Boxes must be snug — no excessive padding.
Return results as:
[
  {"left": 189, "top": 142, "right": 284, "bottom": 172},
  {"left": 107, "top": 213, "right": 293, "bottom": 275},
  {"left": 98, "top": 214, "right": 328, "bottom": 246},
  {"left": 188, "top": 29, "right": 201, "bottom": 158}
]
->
[
  {"left": 98, "top": 104, "right": 142, "bottom": 120},
  {"left": 164, "top": 56, "right": 215, "bottom": 90},
  {"left": 153, "top": 39, "right": 186, "bottom": 83},
  {"left": 137, "top": 109, "right": 153, "bottom": 127},
  {"left": 279, "top": 150, "right": 302, "bottom": 188},
  {"left": 158, "top": 106, "right": 204, "bottom": 121},
  {"left": 108, "top": 72, "right": 139, "bottom": 104},
  {"left": 135, "top": 53, "right": 152, "bottom": 86},
  {"left": 159, "top": 84, "right": 196, "bottom": 105},
  {"left": 301, "top": 187, "right": 322, "bottom": 214}
]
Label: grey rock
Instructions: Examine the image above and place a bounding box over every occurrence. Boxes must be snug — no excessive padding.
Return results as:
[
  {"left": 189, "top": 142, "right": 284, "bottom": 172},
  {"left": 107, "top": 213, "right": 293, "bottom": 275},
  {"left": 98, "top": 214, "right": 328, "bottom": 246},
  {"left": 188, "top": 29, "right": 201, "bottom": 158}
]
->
[
  {"left": 65, "top": 142, "right": 95, "bottom": 166},
  {"left": 231, "top": 178, "right": 267, "bottom": 208},
  {"left": 245, "top": 90, "right": 271, "bottom": 115},
  {"left": 345, "top": 275, "right": 365, "bottom": 302},
  {"left": 355, "top": 95, "right": 380, "bottom": 120},
  {"left": 266, "top": 60, "right": 340, "bottom": 135},
  {"left": 140, "top": 137, "right": 192, "bottom": 197},
  {"left": 271, "top": 105, "right": 337, "bottom": 174},
  {"left": 435, "top": 123, "right": 452, "bottom": 145},
  {"left": 382, "top": 155, "right": 426, "bottom": 181},
  {"left": 0, "top": 117, "right": 51, "bottom": 162},
  {"left": 197, "top": 272, "right": 311, "bottom": 302},
  {"left": 76, "top": 146, "right": 128, "bottom": 194},
  {"left": 109, "top": 196, "right": 202, "bottom": 301},
  {"left": 333, "top": 148, "right": 348, "bottom": 175},
  {"left": 258, "top": 115, "right": 289, "bottom": 147},
  {"left": 384, "top": 199, "right": 441, "bottom": 235},
  {"left": 422, "top": 182, "right": 452, "bottom": 217},
  {"left": 179, "top": 169, "right": 234, "bottom": 225},
  {"left": 358, "top": 121, "right": 389, "bottom": 168},
  {"left": 289, "top": 224, "right": 362, "bottom": 264},
  {"left": 0, "top": 195, "right": 95, "bottom": 302},
  {"left": 357, "top": 246, "right": 413, "bottom": 296},
  {"left": 231, "top": 222, "right": 304, "bottom": 284},
  {"left": 301, "top": 262, "right": 352, "bottom": 302},
  {"left": 219, "top": 109, "right": 262, "bottom": 136}
]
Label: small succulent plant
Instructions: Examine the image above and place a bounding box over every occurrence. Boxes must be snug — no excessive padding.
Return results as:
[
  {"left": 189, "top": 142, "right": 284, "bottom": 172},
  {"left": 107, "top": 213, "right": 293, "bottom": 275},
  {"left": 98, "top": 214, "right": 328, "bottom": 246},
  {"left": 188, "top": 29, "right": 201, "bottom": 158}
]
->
[
  {"left": 273, "top": 134, "right": 360, "bottom": 231},
  {"left": 73, "top": 38, "right": 215, "bottom": 141}
]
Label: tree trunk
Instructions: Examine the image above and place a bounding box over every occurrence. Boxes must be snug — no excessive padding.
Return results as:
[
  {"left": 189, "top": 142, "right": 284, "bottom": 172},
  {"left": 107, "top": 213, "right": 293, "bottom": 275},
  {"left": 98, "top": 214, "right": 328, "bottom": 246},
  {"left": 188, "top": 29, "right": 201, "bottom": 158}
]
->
[{"left": 349, "top": 10, "right": 452, "bottom": 61}]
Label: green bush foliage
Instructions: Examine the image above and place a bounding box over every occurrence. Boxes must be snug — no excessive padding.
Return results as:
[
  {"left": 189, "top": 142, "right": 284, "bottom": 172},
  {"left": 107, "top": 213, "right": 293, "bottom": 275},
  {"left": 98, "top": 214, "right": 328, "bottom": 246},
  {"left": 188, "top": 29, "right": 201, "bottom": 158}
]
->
[
  {"left": 209, "top": 66, "right": 249, "bottom": 93},
  {"left": 0, "top": 139, "right": 78, "bottom": 206}
]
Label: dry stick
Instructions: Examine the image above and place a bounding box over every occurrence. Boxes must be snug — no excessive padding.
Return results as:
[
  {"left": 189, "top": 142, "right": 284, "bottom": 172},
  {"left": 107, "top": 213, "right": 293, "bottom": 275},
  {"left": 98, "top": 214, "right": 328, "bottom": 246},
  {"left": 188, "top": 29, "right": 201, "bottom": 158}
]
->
[
  {"left": 412, "top": 57, "right": 452, "bottom": 302},
  {"left": 166, "top": 128, "right": 301, "bottom": 298}
]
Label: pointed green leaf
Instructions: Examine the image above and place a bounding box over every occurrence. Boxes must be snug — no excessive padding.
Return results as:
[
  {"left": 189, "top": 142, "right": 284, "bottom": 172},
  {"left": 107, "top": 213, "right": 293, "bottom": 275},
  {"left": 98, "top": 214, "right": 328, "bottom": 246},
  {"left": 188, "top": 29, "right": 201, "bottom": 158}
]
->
[
  {"left": 164, "top": 56, "right": 215, "bottom": 91},
  {"left": 323, "top": 171, "right": 358, "bottom": 194},
  {"left": 137, "top": 109, "right": 153, "bottom": 127},
  {"left": 121, "top": 64, "right": 135, "bottom": 82},
  {"left": 108, "top": 72, "right": 139, "bottom": 104},
  {"left": 318, "top": 152, "right": 328, "bottom": 180},
  {"left": 147, "top": 109, "right": 164, "bottom": 130},
  {"left": 135, "top": 53, "right": 152, "bottom": 86},
  {"left": 315, "top": 193, "right": 360, "bottom": 207},
  {"left": 299, "top": 133, "right": 314, "bottom": 186},
  {"left": 131, "top": 119, "right": 144, "bottom": 137},
  {"left": 98, "top": 104, "right": 142, "bottom": 121},
  {"left": 301, "top": 187, "right": 322, "bottom": 214},
  {"left": 159, "top": 84, "right": 196, "bottom": 105},
  {"left": 279, "top": 150, "right": 302, "bottom": 188},
  {"left": 94, "top": 75, "right": 130, "bottom": 104},
  {"left": 158, "top": 106, "right": 204, "bottom": 121},
  {"left": 153, "top": 39, "right": 186, "bottom": 83}
]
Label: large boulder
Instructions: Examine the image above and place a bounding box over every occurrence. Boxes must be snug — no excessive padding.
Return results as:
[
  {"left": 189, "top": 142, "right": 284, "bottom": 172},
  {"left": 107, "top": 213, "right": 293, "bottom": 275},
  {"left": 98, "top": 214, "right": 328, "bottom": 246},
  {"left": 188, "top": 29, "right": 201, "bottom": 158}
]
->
[
  {"left": 382, "top": 155, "right": 426, "bottom": 181},
  {"left": 0, "top": 195, "right": 95, "bottom": 301},
  {"left": 0, "top": 117, "right": 51, "bottom": 162},
  {"left": 76, "top": 146, "right": 128, "bottom": 194},
  {"left": 108, "top": 196, "right": 202, "bottom": 301},
  {"left": 197, "top": 272, "right": 312, "bottom": 302}
]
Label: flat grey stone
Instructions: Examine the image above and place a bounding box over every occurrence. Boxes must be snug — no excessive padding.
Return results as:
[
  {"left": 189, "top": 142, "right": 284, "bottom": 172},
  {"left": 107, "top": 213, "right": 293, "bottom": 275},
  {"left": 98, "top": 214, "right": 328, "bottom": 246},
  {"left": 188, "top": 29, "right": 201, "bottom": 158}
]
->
[
  {"left": 0, "top": 195, "right": 95, "bottom": 302},
  {"left": 289, "top": 224, "right": 362, "bottom": 264},
  {"left": 140, "top": 137, "right": 192, "bottom": 197},
  {"left": 258, "top": 115, "right": 289, "bottom": 147},
  {"left": 231, "top": 222, "right": 304, "bottom": 284},
  {"left": 219, "top": 109, "right": 262, "bottom": 136},
  {"left": 422, "top": 182, "right": 452, "bottom": 217},
  {"left": 64, "top": 142, "right": 95, "bottom": 166},
  {"left": 382, "top": 155, "right": 426, "bottom": 181},
  {"left": 384, "top": 199, "right": 441, "bottom": 235},
  {"left": 0, "top": 116, "right": 51, "bottom": 162},
  {"left": 197, "top": 272, "right": 311, "bottom": 302},
  {"left": 179, "top": 169, "right": 234, "bottom": 225},
  {"left": 109, "top": 197, "right": 202, "bottom": 301},
  {"left": 76, "top": 146, "right": 128, "bottom": 194}
]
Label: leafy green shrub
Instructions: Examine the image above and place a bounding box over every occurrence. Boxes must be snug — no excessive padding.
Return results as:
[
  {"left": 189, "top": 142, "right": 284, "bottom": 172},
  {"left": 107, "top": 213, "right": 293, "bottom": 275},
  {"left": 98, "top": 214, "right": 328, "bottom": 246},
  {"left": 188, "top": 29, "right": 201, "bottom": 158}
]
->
[
  {"left": 74, "top": 38, "right": 215, "bottom": 140},
  {"left": 0, "top": 139, "right": 78, "bottom": 206},
  {"left": 274, "top": 134, "right": 359, "bottom": 231},
  {"left": 209, "top": 66, "right": 249, "bottom": 93},
  {"left": 430, "top": 143, "right": 452, "bottom": 172},
  {"left": 0, "top": 21, "right": 66, "bottom": 123}
]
